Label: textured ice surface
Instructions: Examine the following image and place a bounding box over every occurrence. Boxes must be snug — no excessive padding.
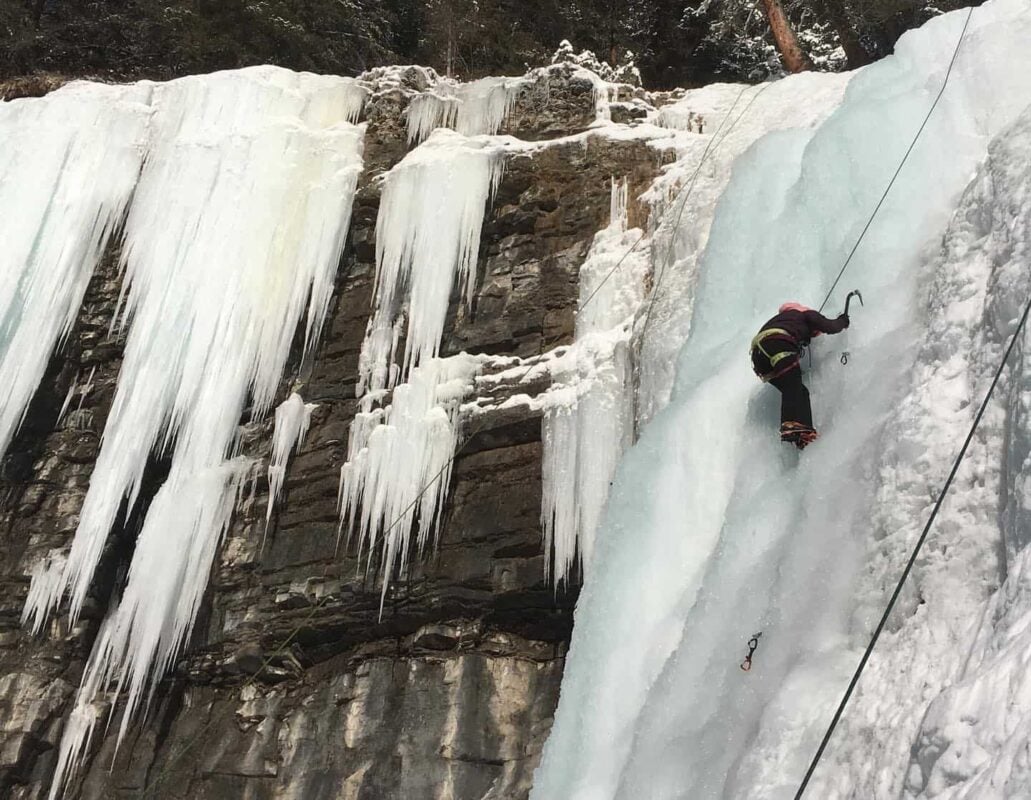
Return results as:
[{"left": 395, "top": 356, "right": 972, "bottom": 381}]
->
[
  {"left": 267, "top": 393, "right": 318, "bottom": 524},
  {"left": 357, "top": 129, "right": 505, "bottom": 396},
  {"left": 7, "top": 66, "right": 366, "bottom": 798},
  {"left": 541, "top": 179, "right": 649, "bottom": 585},
  {"left": 534, "top": 2, "right": 1031, "bottom": 799},
  {"left": 339, "top": 353, "right": 485, "bottom": 606},
  {"left": 0, "top": 82, "right": 150, "bottom": 461},
  {"left": 637, "top": 73, "right": 852, "bottom": 426}
]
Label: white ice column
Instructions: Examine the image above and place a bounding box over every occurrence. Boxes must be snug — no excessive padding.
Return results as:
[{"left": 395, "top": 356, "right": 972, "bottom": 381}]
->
[
  {"left": 20, "top": 67, "right": 366, "bottom": 798},
  {"left": 357, "top": 129, "right": 504, "bottom": 396},
  {"left": 339, "top": 353, "right": 485, "bottom": 607},
  {"left": 0, "top": 82, "right": 151, "bottom": 460},
  {"left": 406, "top": 76, "right": 522, "bottom": 144},
  {"left": 266, "top": 392, "right": 318, "bottom": 523},
  {"left": 540, "top": 178, "right": 649, "bottom": 585}
]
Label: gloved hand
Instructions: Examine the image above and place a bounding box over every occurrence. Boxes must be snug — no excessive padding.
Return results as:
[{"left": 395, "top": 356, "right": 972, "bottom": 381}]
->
[{"left": 838, "top": 313, "right": 850, "bottom": 329}]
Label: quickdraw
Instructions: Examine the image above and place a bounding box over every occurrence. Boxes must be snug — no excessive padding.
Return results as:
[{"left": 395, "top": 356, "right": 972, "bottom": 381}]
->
[
  {"left": 840, "top": 351, "right": 850, "bottom": 365},
  {"left": 740, "top": 632, "right": 763, "bottom": 672}
]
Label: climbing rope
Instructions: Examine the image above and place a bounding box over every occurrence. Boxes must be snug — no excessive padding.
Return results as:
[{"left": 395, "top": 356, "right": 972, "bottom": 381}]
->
[
  {"left": 794, "top": 287, "right": 1031, "bottom": 799},
  {"left": 817, "top": 8, "right": 973, "bottom": 315},
  {"left": 787, "top": 11, "right": 987, "bottom": 796}
]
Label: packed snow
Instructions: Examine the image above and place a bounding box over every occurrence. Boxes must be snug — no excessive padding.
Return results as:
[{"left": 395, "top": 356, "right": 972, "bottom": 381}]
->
[{"left": 534, "top": 3, "right": 1031, "bottom": 800}]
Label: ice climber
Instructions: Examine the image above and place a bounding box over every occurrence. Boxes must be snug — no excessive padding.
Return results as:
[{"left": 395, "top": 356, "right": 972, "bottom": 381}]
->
[{"left": 750, "top": 302, "right": 849, "bottom": 449}]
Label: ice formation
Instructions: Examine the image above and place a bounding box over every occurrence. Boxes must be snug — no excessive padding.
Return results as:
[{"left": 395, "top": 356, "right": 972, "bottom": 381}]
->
[
  {"left": 266, "top": 393, "right": 318, "bottom": 524},
  {"left": 533, "top": 2, "right": 1031, "bottom": 799},
  {"left": 8, "top": 67, "right": 366, "bottom": 797},
  {"left": 540, "top": 178, "right": 648, "bottom": 585},
  {"left": 406, "top": 76, "right": 522, "bottom": 144},
  {"left": 357, "top": 129, "right": 506, "bottom": 396},
  {"left": 338, "top": 353, "right": 485, "bottom": 604},
  {"left": 0, "top": 83, "right": 150, "bottom": 461},
  {"left": 344, "top": 109, "right": 518, "bottom": 606}
]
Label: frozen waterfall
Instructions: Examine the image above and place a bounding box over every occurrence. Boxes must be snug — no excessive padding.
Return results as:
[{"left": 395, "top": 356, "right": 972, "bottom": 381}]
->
[
  {"left": 540, "top": 178, "right": 648, "bottom": 586},
  {"left": 533, "top": 2, "right": 1031, "bottom": 799}
]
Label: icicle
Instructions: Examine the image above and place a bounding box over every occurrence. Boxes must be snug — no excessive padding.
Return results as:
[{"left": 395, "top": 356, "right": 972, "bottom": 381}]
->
[
  {"left": 338, "top": 353, "right": 484, "bottom": 609},
  {"left": 406, "top": 76, "right": 521, "bottom": 145},
  {"left": 56, "top": 379, "right": 78, "bottom": 429},
  {"left": 15, "top": 67, "right": 367, "bottom": 794},
  {"left": 47, "top": 459, "right": 252, "bottom": 800},
  {"left": 357, "top": 130, "right": 504, "bottom": 396},
  {"left": 21, "top": 552, "right": 68, "bottom": 633},
  {"left": 75, "top": 366, "right": 96, "bottom": 414},
  {"left": 0, "top": 82, "right": 151, "bottom": 461},
  {"left": 266, "top": 393, "right": 318, "bottom": 524},
  {"left": 406, "top": 90, "right": 460, "bottom": 145},
  {"left": 540, "top": 178, "right": 648, "bottom": 585}
]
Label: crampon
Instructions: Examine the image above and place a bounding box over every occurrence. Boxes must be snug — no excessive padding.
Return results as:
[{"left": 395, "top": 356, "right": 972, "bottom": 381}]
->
[{"left": 780, "top": 422, "right": 819, "bottom": 450}]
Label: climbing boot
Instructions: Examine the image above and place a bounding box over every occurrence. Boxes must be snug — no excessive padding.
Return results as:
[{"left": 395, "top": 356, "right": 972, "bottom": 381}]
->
[{"left": 780, "top": 421, "right": 819, "bottom": 450}]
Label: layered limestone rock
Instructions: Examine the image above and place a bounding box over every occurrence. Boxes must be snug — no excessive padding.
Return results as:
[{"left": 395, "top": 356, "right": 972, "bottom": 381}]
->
[{"left": 0, "top": 64, "right": 671, "bottom": 799}]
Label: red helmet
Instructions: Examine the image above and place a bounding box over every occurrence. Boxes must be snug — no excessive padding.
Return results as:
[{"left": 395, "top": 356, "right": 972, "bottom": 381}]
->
[{"left": 779, "top": 302, "right": 812, "bottom": 313}]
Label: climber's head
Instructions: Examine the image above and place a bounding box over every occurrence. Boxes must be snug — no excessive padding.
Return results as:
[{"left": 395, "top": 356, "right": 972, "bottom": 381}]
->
[{"left": 779, "top": 302, "right": 812, "bottom": 314}]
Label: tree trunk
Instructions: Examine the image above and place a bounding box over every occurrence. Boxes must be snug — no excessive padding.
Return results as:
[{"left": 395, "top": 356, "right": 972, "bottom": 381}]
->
[
  {"left": 816, "top": 0, "right": 873, "bottom": 69},
  {"left": 758, "top": 0, "right": 813, "bottom": 73},
  {"left": 32, "top": 0, "right": 46, "bottom": 26}
]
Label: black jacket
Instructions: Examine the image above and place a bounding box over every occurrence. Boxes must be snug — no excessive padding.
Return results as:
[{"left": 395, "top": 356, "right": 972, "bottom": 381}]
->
[{"left": 757, "top": 309, "right": 848, "bottom": 346}]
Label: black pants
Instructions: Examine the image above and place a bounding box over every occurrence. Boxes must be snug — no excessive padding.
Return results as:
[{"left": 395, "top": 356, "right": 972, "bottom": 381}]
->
[
  {"left": 752, "top": 339, "right": 813, "bottom": 430},
  {"left": 770, "top": 367, "right": 813, "bottom": 429}
]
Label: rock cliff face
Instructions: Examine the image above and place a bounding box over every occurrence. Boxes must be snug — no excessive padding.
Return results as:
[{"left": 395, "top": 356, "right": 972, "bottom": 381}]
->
[{"left": 0, "top": 65, "right": 670, "bottom": 799}]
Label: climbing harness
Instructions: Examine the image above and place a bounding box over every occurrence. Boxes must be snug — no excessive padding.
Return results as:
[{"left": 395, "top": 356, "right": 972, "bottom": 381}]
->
[
  {"left": 751, "top": 327, "right": 800, "bottom": 381},
  {"left": 740, "top": 632, "right": 763, "bottom": 671}
]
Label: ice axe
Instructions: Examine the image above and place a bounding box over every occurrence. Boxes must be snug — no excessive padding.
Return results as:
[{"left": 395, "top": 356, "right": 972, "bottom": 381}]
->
[
  {"left": 844, "top": 289, "right": 863, "bottom": 317},
  {"left": 840, "top": 290, "right": 863, "bottom": 365}
]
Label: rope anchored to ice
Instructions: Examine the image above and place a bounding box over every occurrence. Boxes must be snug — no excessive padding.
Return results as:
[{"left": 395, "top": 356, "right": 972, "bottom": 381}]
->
[{"left": 740, "top": 632, "right": 763, "bottom": 672}]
